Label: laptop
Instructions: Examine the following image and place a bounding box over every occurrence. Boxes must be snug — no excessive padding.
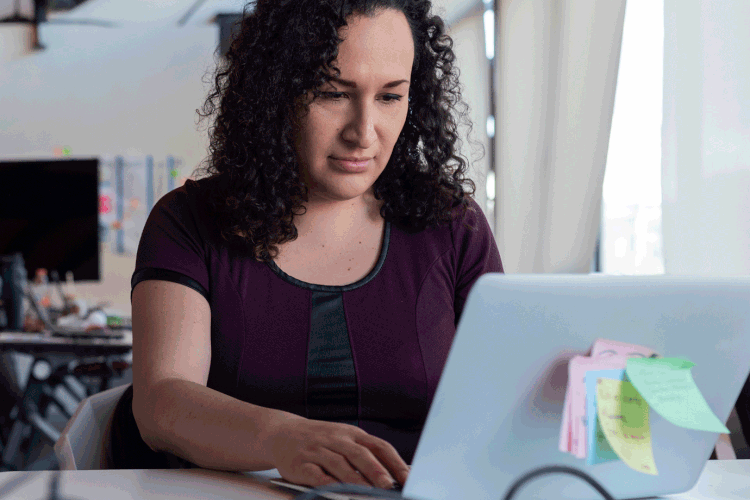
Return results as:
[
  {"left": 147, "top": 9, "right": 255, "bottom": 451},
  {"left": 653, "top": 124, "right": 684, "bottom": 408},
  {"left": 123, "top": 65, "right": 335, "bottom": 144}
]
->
[{"left": 402, "top": 274, "right": 750, "bottom": 500}]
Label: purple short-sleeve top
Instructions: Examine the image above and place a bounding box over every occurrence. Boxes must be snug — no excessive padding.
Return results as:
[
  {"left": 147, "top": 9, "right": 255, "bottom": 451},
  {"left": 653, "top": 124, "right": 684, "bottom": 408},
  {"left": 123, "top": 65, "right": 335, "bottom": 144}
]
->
[{"left": 132, "top": 177, "right": 503, "bottom": 462}]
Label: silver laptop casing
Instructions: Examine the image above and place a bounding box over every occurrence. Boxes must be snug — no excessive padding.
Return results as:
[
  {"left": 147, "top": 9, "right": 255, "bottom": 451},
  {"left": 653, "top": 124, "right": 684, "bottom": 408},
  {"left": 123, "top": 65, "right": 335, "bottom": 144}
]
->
[{"left": 404, "top": 274, "right": 750, "bottom": 500}]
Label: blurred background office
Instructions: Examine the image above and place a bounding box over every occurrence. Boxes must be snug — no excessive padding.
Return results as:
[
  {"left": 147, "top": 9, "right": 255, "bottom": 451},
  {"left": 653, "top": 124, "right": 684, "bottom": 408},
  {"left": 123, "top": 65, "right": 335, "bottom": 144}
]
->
[{"left": 2, "top": 0, "right": 750, "bottom": 469}]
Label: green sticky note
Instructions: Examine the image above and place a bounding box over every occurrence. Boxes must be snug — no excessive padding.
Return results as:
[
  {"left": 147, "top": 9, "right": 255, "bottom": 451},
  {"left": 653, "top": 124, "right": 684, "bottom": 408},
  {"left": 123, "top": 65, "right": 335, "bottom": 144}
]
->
[{"left": 626, "top": 357, "right": 729, "bottom": 433}]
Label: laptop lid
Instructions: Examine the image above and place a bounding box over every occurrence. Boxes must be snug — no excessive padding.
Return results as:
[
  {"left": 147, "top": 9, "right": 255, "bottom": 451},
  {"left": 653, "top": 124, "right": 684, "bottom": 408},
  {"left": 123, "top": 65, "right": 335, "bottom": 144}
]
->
[{"left": 403, "top": 274, "right": 750, "bottom": 500}]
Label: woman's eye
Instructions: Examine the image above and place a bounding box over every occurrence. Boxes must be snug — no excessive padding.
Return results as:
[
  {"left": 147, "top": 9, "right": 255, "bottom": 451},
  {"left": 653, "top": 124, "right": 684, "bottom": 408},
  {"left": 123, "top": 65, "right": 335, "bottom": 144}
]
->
[
  {"left": 322, "top": 92, "right": 347, "bottom": 100},
  {"left": 320, "top": 92, "right": 403, "bottom": 104},
  {"left": 381, "top": 94, "right": 403, "bottom": 104}
]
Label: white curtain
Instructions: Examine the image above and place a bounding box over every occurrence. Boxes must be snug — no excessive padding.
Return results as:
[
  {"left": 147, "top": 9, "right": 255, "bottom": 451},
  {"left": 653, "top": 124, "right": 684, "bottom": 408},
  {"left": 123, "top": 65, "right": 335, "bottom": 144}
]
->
[
  {"left": 0, "top": 0, "right": 33, "bottom": 20},
  {"left": 494, "top": 0, "right": 627, "bottom": 273},
  {"left": 0, "top": 0, "right": 34, "bottom": 62},
  {"left": 448, "top": 10, "right": 492, "bottom": 222},
  {"left": 662, "top": 1, "right": 750, "bottom": 276}
]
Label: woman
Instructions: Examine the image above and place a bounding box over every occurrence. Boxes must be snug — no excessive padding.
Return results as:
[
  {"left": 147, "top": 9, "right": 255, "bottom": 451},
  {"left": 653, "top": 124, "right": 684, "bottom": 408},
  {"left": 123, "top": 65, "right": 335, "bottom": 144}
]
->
[{"left": 109, "top": 0, "right": 503, "bottom": 489}]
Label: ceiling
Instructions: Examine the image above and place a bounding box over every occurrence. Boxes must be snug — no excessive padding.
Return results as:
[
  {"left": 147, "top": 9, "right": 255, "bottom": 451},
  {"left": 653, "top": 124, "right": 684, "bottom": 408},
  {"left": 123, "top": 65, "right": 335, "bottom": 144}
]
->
[{"left": 1, "top": 0, "right": 486, "bottom": 28}]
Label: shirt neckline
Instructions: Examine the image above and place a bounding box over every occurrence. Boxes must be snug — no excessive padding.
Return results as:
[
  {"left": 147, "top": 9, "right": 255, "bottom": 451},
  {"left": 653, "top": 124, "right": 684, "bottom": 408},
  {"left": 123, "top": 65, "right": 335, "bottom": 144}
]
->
[{"left": 266, "top": 221, "right": 391, "bottom": 292}]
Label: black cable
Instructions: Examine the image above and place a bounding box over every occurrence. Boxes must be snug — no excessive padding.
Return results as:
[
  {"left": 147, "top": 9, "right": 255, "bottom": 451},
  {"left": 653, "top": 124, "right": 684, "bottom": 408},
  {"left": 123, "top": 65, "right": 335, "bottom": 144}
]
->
[
  {"left": 292, "top": 465, "right": 616, "bottom": 500},
  {"left": 44, "top": 471, "right": 85, "bottom": 500},
  {"left": 502, "top": 465, "right": 616, "bottom": 500},
  {"left": 292, "top": 482, "right": 413, "bottom": 500}
]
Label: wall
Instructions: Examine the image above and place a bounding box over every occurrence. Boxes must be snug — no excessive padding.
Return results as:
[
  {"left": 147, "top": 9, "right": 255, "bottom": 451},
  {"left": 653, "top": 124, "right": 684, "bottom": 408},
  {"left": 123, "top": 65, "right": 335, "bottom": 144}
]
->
[
  {"left": 0, "top": 23, "right": 216, "bottom": 170},
  {"left": 1, "top": 16, "right": 221, "bottom": 313},
  {"left": 0, "top": 6, "right": 225, "bottom": 391},
  {"left": 662, "top": 0, "right": 750, "bottom": 275}
]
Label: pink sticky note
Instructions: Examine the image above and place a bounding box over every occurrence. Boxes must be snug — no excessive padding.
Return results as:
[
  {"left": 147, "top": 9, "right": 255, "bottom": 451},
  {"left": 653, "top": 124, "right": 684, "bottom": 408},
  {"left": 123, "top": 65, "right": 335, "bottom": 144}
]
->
[
  {"left": 591, "top": 338, "right": 656, "bottom": 359},
  {"left": 559, "top": 382, "right": 573, "bottom": 452},
  {"left": 568, "top": 355, "right": 629, "bottom": 458}
]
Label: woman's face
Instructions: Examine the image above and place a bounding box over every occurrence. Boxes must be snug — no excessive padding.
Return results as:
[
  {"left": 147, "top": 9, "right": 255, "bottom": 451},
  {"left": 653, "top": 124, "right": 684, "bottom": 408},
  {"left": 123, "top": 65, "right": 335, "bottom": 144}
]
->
[{"left": 293, "top": 8, "right": 415, "bottom": 204}]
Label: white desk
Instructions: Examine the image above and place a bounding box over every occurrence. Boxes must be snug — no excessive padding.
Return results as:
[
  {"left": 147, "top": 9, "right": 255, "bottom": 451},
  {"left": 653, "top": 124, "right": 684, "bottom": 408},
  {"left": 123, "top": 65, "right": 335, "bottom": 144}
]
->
[{"left": 0, "top": 461, "right": 748, "bottom": 500}]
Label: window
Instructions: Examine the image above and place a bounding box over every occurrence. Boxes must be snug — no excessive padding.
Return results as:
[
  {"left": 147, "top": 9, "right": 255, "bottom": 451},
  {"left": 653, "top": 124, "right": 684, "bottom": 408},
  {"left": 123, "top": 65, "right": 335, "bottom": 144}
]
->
[{"left": 600, "top": 0, "right": 665, "bottom": 274}]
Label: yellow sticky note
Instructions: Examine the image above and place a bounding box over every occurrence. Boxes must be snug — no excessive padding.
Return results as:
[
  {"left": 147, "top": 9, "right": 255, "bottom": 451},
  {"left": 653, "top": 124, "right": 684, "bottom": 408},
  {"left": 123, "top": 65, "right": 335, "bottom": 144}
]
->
[{"left": 596, "top": 378, "right": 658, "bottom": 475}]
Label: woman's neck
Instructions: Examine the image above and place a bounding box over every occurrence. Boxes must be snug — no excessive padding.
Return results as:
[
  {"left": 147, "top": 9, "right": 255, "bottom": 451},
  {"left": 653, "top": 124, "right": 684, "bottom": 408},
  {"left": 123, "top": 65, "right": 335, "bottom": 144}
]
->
[{"left": 294, "top": 194, "right": 383, "bottom": 246}]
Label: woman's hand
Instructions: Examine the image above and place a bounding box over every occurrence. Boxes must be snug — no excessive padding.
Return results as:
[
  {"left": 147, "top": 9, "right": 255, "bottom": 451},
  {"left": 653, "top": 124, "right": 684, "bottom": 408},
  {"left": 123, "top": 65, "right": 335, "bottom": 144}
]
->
[{"left": 266, "top": 414, "right": 410, "bottom": 489}]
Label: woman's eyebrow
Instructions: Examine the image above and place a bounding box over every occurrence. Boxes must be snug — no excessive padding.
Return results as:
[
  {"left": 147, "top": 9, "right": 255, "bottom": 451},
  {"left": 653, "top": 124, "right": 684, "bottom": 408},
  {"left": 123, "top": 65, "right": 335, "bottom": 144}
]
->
[{"left": 330, "top": 77, "right": 409, "bottom": 89}]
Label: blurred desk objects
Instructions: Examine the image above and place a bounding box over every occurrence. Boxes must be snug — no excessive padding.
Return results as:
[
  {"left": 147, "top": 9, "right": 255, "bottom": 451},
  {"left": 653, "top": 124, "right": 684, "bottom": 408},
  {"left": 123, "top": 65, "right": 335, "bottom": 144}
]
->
[
  {"left": 0, "top": 331, "right": 132, "bottom": 471},
  {"left": 0, "top": 461, "right": 748, "bottom": 500}
]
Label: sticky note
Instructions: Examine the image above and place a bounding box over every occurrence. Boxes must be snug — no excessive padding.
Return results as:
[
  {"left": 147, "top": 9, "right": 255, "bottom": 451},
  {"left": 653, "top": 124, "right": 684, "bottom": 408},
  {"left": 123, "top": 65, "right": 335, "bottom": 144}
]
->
[
  {"left": 596, "top": 378, "right": 658, "bottom": 475},
  {"left": 591, "top": 339, "right": 657, "bottom": 359},
  {"left": 626, "top": 358, "right": 729, "bottom": 434},
  {"left": 585, "top": 370, "right": 624, "bottom": 465},
  {"left": 559, "top": 384, "right": 573, "bottom": 453},
  {"left": 565, "top": 355, "right": 631, "bottom": 458},
  {"left": 558, "top": 341, "right": 659, "bottom": 458}
]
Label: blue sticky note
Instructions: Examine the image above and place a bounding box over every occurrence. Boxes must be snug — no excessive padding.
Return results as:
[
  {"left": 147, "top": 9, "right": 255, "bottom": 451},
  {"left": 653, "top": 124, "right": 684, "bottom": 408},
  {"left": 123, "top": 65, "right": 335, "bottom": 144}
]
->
[{"left": 585, "top": 369, "right": 625, "bottom": 465}]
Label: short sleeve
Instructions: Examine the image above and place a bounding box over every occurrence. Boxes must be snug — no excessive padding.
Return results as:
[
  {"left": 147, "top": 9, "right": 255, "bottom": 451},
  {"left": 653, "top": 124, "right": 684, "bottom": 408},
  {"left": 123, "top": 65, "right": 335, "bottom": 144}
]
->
[
  {"left": 130, "top": 185, "right": 210, "bottom": 303},
  {"left": 452, "top": 198, "right": 504, "bottom": 322}
]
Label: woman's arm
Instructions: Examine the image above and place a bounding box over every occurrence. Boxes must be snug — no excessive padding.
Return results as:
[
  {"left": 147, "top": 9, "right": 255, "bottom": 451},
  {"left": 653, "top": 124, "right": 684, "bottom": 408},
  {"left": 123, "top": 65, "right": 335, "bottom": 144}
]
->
[{"left": 130, "top": 280, "right": 409, "bottom": 488}]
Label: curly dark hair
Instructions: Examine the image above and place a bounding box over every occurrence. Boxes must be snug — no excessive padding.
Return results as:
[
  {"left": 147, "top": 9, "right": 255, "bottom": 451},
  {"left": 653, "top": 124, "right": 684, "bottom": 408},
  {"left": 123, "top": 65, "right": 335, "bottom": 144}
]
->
[{"left": 195, "top": 0, "right": 479, "bottom": 261}]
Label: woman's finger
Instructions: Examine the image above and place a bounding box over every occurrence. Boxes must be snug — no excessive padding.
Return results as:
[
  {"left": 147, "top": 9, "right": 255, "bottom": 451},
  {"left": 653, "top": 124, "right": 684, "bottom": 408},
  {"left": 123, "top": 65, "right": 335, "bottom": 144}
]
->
[
  {"left": 285, "top": 462, "right": 340, "bottom": 488},
  {"left": 355, "top": 434, "right": 411, "bottom": 486},
  {"left": 314, "top": 447, "right": 373, "bottom": 487},
  {"left": 334, "top": 440, "right": 398, "bottom": 490}
]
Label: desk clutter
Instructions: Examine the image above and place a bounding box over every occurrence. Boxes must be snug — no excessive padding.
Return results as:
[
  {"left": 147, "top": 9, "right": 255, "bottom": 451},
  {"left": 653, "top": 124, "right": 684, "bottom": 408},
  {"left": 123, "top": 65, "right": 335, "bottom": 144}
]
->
[
  {"left": 0, "top": 255, "right": 124, "bottom": 340},
  {"left": 23, "top": 267, "right": 124, "bottom": 338},
  {"left": 1, "top": 257, "right": 133, "bottom": 471},
  {"left": 559, "top": 339, "right": 729, "bottom": 475}
]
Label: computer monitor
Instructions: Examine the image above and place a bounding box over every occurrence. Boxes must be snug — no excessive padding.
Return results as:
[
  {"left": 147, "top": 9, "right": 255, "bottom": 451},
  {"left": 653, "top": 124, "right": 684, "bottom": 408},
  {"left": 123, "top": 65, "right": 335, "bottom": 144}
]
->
[{"left": 0, "top": 158, "right": 100, "bottom": 281}]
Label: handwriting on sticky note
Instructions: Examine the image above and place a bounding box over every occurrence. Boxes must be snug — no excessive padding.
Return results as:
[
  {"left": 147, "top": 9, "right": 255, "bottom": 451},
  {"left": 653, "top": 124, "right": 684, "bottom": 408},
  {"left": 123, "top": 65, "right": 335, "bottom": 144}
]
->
[
  {"left": 585, "top": 370, "right": 623, "bottom": 465},
  {"left": 626, "top": 358, "right": 729, "bottom": 434},
  {"left": 565, "top": 355, "right": 630, "bottom": 458},
  {"left": 596, "top": 378, "right": 658, "bottom": 475}
]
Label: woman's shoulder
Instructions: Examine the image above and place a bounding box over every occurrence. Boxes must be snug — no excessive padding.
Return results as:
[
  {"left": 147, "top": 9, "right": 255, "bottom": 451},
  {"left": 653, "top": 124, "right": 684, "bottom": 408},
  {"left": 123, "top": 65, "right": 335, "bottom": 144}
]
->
[
  {"left": 153, "top": 176, "right": 214, "bottom": 209},
  {"left": 389, "top": 196, "right": 493, "bottom": 253},
  {"left": 387, "top": 195, "right": 501, "bottom": 281},
  {"left": 443, "top": 197, "right": 495, "bottom": 256},
  {"left": 145, "top": 176, "right": 221, "bottom": 246},
  {"left": 152, "top": 176, "right": 222, "bottom": 218},
  {"left": 450, "top": 197, "right": 491, "bottom": 231}
]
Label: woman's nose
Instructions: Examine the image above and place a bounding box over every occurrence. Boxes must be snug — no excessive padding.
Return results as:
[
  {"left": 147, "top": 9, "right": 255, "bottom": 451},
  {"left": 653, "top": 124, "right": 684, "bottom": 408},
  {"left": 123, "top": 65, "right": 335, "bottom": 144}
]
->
[{"left": 342, "top": 103, "right": 377, "bottom": 148}]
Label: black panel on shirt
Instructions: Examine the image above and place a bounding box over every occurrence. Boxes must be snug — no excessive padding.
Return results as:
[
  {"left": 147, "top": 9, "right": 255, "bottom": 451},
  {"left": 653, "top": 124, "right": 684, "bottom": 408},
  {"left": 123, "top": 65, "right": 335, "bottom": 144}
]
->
[
  {"left": 266, "top": 223, "right": 392, "bottom": 427},
  {"left": 131, "top": 268, "right": 209, "bottom": 302},
  {"left": 307, "top": 291, "right": 359, "bottom": 425}
]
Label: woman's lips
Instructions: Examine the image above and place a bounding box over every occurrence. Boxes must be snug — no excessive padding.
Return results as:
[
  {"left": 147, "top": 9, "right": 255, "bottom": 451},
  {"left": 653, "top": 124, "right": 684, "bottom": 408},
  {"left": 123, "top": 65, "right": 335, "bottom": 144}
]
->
[{"left": 331, "top": 157, "right": 370, "bottom": 172}]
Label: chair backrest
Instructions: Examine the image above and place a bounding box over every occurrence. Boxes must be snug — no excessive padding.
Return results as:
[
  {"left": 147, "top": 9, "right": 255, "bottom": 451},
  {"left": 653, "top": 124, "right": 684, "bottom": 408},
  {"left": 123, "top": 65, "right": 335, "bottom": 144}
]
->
[{"left": 54, "top": 383, "right": 130, "bottom": 470}]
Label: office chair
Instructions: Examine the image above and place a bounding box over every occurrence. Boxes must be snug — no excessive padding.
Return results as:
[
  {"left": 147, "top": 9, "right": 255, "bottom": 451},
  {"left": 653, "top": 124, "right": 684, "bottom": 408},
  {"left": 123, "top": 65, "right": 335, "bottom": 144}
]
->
[
  {"left": 0, "top": 355, "right": 132, "bottom": 471},
  {"left": 53, "top": 383, "right": 130, "bottom": 470}
]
